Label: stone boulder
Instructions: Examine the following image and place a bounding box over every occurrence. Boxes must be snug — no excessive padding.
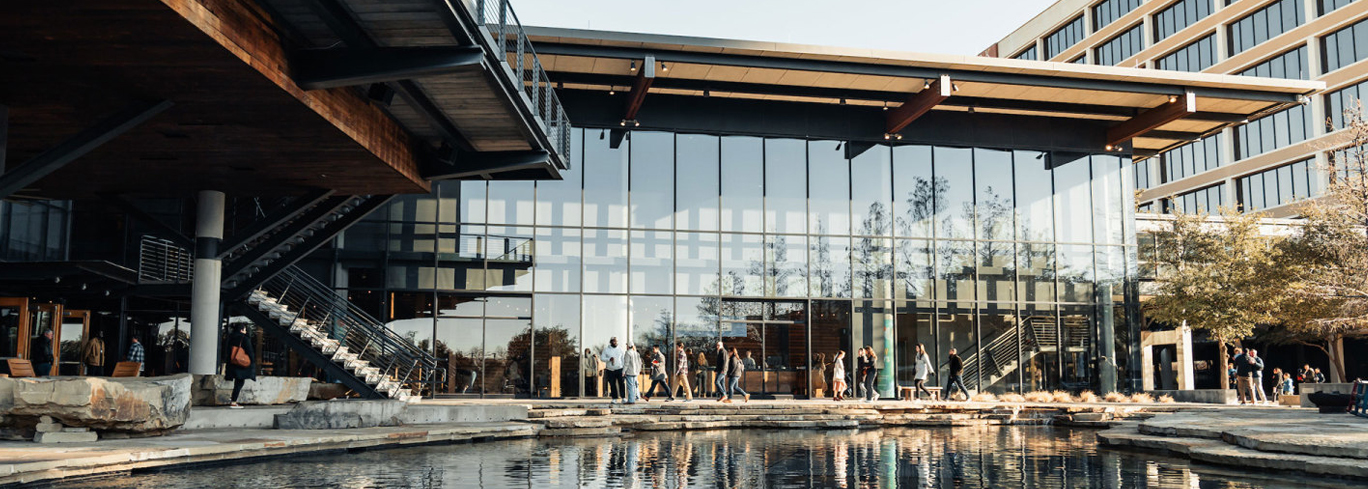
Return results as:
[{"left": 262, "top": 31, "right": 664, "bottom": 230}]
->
[
  {"left": 1, "top": 374, "right": 191, "bottom": 433},
  {"left": 191, "top": 375, "right": 311, "bottom": 406}
]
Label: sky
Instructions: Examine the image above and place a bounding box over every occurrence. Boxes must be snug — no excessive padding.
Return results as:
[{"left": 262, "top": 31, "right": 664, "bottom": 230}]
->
[{"left": 509, "top": 0, "right": 1058, "bottom": 56}]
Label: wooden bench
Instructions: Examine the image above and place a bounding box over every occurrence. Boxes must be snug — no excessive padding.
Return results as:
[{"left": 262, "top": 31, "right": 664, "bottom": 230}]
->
[
  {"left": 898, "top": 385, "right": 941, "bottom": 401},
  {"left": 111, "top": 361, "right": 141, "bottom": 378},
  {"left": 6, "top": 359, "right": 35, "bottom": 378}
]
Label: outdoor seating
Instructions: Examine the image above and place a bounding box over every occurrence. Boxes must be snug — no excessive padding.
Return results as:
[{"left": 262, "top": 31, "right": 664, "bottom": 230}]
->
[
  {"left": 6, "top": 359, "right": 35, "bottom": 378},
  {"left": 111, "top": 361, "right": 142, "bottom": 377}
]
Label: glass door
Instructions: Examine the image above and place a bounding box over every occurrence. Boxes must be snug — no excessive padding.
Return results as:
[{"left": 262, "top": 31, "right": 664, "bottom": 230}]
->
[
  {"left": 0, "top": 298, "right": 29, "bottom": 360},
  {"left": 31, "top": 303, "right": 62, "bottom": 376},
  {"left": 58, "top": 310, "right": 90, "bottom": 376}
]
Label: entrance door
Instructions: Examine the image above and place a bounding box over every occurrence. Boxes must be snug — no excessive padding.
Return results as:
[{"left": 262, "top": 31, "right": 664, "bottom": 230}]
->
[
  {"left": 31, "top": 303, "right": 62, "bottom": 375},
  {"left": 0, "top": 298, "right": 30, "bottom": 360},
  {"left": 58, "top": 310, "right": 91, "bottom": 375}
]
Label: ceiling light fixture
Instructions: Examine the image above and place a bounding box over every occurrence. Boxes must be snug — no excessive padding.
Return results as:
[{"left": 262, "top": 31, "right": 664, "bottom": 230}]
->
[
  {"left": 704, "top": 89, "right": 711, "bottom": 97},
  {"left": 620, "top": 120, "right": 627, "bottom": 127},
  {"left": 836, "top": 142, "right": 844, "bottom": 151},
  {"left": 1105, "top": 144, "right": 1114, "bottom": 151},
  {"left": 967, "top": 106, "right": 975, "bottom": 114},
  {"left": 661, "top": 62, "right": 668, "bottom": 72},
  {"left": 923, "top": 79, "right": 931, "bottom": 90},
  {"left": 952, "top": 83, "right": 960, "bottom": 92},
  {"left": 882, "top": 101, "right": 889, "bottom": 111},
  {"left": 600, "top": 129, "right": 606, "bottom": 140},
  {"left": 630, "top": 60, "right": 637, "bottom": 72},
  {"left": 883, "top": 133, "right": 892, "bottom": 140},
  {"left": 1168, "top": 95, "right": 1178, "bottom": 103},
  {"left": 609, "top": 86, "right": 616, "bottom": 95},
  {"left": 895, "top": 133, "right": 903, "bottom": 140}
]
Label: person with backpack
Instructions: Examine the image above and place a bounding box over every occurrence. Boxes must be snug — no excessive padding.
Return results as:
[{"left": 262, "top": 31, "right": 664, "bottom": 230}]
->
[{"left": 224, "top": 324, "right": 255, "bottom": 409}]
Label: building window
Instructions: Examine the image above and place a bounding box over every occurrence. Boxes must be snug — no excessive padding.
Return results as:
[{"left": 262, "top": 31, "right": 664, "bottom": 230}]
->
[
  {"left": 1071, "top": 54, "right": 1088, "bottom": 63},
  {"left": 1235, "top": 105, "right": 1312, "bottom": 160},
  {"left": 1013, "top": 45, "right": 1039, "bottom": 61},
  {"left": 1164, "top": 184, "right": 1226, "bottom": 214},
  {"left": 1094, "top": 23, "right": 1145, "bottom": 66},
  {"left": 1153, "top": 0, "right": 1214, "bottom": 42},
  {"left": 1320, "top": 17, "right": 1368, "bottom": 74},
  {"left": 1154, "top": 33, "right": 1217, "bottom": 72},
  {"left": 1133, "top": 159, "right": 1155, "bottom": 190},
  {"left": 1319, "top": 0, "right": 1355, "bottom": 16},
  {"left": 1238, "top": 45, "right": 1309, "bottom": 79},
  {"left": 1160, "top": 133, "right": 1225, "bottom": 182},
  {"left": 1227, "top": 0, "right": 1305, "bottom": 56},
  {"left": 1324, "top": 78, "right": 1368, "bottom": 130},
  {"left": 1237, "top": 158, "right": 1317, "bottom": 211},
  {"left": 1045, "top": 15, "right": 1087, "bottom": 59},
  {"left": 0, "top": 200, "right": 71, "bottom": 262},
  {"left": 1093, "top": 0, "right": 1144, "bottom": 31}
]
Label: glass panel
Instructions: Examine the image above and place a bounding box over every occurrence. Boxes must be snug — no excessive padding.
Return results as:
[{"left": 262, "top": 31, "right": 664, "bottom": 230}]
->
[
  {"left": 765, "top": 139, "right": 807, "bottom": 234},
  {"left": 676, "top": 296, "right": 720, "bottom": 356},
  {"left": 1018, "top": 242, "right": 1057, "bottom": 303},
  {"left": 675, "top": 134, "right": 720, "bottom": 231},
  {"left": 721, "top": 136, "right": 764, "bottom": 232},
  {"left": 894, "top": 301, "right": 935, "bottom": 387},
  {"left": 765, "top": 234, "right": 807, "bottom": 297},
  {"left": 485, "top": 226, "right": 533, "bottom": 292},
  {"left": 974, "top": 148, "right": 1014, "bottom": 241},
  {"left": 937, "top": 240, "right": 976, "bottom": 303},
  {"left": 629, "top": 131, "right": 674, "bottom": 229},
  {"left": 852, "top": 145, "right": 893, "bottom": 237},
  {"left": 1015, "top": 151, "right": 1054, "bottom": 242},
  {"left": 1021, "top": 305, "right": 1060, "bottom": 392},
  {"left": 721, "top": 233, "right": 764, "bottom": 296},
  {"left": 893, "top": 145, "right": 936, "bottom": 239},
  {"left": 582, "top": 294, "right": 628, "bottom": 397},
  {"left": 486, "top": 181, "right": 534, "bottom": 226},
  {"left": 1058, "top": 244, "right": 1096, "bottom": 302},
  {"left": 533, "top": 227, "right": 580, "bottom": 293},
  {"left": 809, "top": 235, "right": 852, "bottom": 298},
  {"left": 977, "top": 241, "right": 1016, "bottom": 303},
  {"left": 764, "top": 319, "right": 808, "bottom": 396},
  {"left": 895, "top": 238, "right": 935, "bottom": 301},
  {"left": 979, "top": 303, "right": 1021, "bottom": 394},
  {"left": 853, "top": 300, "right": 894, "bottom": 398},
  {"left": 810, "top": 299, "right": 852, "bottom": 398},
  {"left": 459, "top": 181, "right": 486, "bottom": 223},
  {"left": 936, "top": 303, "right": 977, "bottom": 394},
  {"left": 1060, "top": 304, "right": 1095, "bottom": 390},
  {"left": 1054, "top": 156, "right": 1093, "bottom": 243},
  {"left": 535, "top": 130, "right": 582, "bottom": 227},
  {"left": 583, "top": 130, "right": 629, "bottom": 228},
  {"left": 533, "top": 294, "right": 579, "bottom": 397},
  {"left": 808, "top": 140, "right": 850, "bottom": 236},
  {"left": 630, "top": 296, "right": 673, "bottom": 355},
  {"left": 675, "top": 232, "right": 720, "bottom": 296},
  {"left": 583, "top": 229, "right": 627, "bottom": 294},
  {"left": 1091, "top": 155, "right": 1127, "bottom": 245},
  {"left": 483, "top": 318, "right": 531, "bottom": 395},
  {"left": 629, "top": 230, "right": 672, "bottom": 294},
  {"left": 935, "top": 147, "right": 974, "bottom": 240},
  {"left": 853, "top": 237, "right": 894, "bottom": 299},
  {"left": 437, "top": 306, "right": 482, "bottom": 394}
]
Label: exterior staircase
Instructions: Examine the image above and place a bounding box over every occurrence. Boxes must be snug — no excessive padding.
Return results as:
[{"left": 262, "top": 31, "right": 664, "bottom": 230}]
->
[
  {"left": 236, "top": 265, "right": 441, "bottom": 401},
  {"left": 955, "top": 316, "right": 1084, "bottom": 393}
]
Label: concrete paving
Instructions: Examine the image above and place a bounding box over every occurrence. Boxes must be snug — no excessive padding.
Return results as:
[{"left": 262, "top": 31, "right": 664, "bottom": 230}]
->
[{"left": 1098, "top": 409, "right": 1368, "bottom": 479}]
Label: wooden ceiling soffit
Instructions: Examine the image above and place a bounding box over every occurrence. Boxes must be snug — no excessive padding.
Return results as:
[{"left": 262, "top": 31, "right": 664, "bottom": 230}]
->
[
  {"left": 886, "top": 74, "right": 950, "bottom": 134},
  {"left": 1106, "top": 91, "right": 1196, "bottom": 148}
]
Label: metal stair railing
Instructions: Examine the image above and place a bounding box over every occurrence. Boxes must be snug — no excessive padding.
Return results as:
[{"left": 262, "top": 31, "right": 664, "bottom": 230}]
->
[
  {"left": 256, "top": 265, "right": 442, "bottom": 396},
  {"left": 137, "top": 235, "right": 194, "bottom": 283},
  {"left": 473, "top": 0, "right": 572, "bottom": 166}
]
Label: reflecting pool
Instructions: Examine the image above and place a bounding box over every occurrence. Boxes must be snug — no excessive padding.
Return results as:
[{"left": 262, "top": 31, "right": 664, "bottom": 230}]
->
[{"left": 44, "top": 427, "right": 1357, "bottom": 488}]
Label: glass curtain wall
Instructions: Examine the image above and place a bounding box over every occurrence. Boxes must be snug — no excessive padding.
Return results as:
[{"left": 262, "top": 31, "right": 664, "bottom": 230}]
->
[{"left": 337, "top": 128, "right": 1140, "bottom": 398}]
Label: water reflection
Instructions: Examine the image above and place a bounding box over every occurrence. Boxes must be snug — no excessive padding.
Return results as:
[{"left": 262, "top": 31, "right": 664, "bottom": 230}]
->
[{"left": 47, "top": 427, "right": 1348, "bottom": 489}]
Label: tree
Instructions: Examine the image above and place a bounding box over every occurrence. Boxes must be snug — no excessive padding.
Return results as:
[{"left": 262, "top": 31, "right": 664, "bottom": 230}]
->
[{"left": 1144, "top": 208, "right": 1287, "bottom": 389}]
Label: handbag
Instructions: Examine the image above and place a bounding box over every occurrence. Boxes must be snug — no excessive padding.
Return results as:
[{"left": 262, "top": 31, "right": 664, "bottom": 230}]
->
[{"left": 229, "top": 336, "right": 251, "bottom": 368}]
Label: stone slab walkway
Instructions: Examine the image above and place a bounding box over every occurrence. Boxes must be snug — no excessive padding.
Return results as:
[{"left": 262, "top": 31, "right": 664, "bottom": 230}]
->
[
  {"left": 1098, "top": 409, "right": 1368, "bottom": 479},
  {"left": 0, "top": 421, "right": 535, "bottom": 486}
]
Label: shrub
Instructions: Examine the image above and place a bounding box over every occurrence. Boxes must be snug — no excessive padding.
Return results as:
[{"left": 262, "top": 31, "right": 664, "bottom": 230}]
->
[
  {"left": 999, "top": 393, "right": 1026, "bottom": 403},
  {"left": 1024, "top": 391, "right": 1054, "bottom": 403},
  {"left": 970, "top": 392, "right": 998, "bottom": 402},
  {"left": 1130, "top": 393, "right": 1155, "bottom": 403},
  {"left": 1077, "top": 390, "right": 1100, "bottom": 403},
  {"left": 1051, "top": 391, "right": 1074, "bottom": 403},
  {"left": 1157, "top": 394, "right": 1176, "bottom": 403},
  {"left": 1103, "top": 392, "right": 1129, "bottom": 403}
]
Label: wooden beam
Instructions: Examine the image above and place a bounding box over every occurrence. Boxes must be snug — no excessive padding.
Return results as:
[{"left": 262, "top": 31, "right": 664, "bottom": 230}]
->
[
  {"left": 886, "top": 74, "right": 950, "bottom": 134},
  {"left": 0, "top": 100, "right": 172, "bottom": 200},
  {"left": 1106, "top": 91, "right": 1196, "bottom": 148},
  {"left": 623, "top": 56, "right": 655, "bottom": 121}
]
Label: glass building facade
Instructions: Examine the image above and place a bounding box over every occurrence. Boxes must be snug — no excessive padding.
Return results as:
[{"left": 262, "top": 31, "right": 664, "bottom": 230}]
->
[{"left": 324, "top": 128, "right": 1141, "bottom": 399}]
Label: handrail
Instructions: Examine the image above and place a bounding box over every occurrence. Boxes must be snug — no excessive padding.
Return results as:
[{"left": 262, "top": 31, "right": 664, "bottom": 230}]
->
[
  {"left": 258, "top": 265, "right": 442, "bottom": 394},
  {"left": 138, "top": 235, "right": 193, "bottom": 284},
  {"left": 471, "top": 0, "right": 572, "bottom": 168}
]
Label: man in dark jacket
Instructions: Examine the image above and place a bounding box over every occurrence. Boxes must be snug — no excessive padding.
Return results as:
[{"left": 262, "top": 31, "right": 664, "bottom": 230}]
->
[
  {"left": 714, "top": 341, "right": 730, "bottom": 401},
  {"left": 1232, "top": 347, "right": 1253, "bottom": 404},
  {"left": 946, "top": 348, "right": 970, "bottom": 401},
  {"left": 32, "top": 329, "right": 55, "bottom": 376}
]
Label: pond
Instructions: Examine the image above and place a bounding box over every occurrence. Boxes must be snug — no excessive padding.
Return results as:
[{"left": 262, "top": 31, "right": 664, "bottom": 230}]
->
[{"left": 41, "top": 426, "right": 1357, "bottom": 488}]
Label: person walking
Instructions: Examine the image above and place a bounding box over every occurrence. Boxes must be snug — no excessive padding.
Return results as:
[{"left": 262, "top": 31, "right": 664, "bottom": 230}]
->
[
  {"left": 224, "top": 324, "right": 255, "bottom": 409},
  {"left": 713, "top": 341, "right": 730, "bottom": 401},
  {"left": 724, "top": 347, "right": 750, "bottom": 403},
  {"left": 831, "top": 350, "right": 848, "bottom": 401},
  {"left": 946, "top": 348, "right": 970, "bottom": 401},
  {"left": 126, "top": 336, "right": 145, "bottom": 374},
  {"left": 669, "top": 342, "right": 692, "bottom": 402},
  {"left": 1249, "top": 349, "right": 1267, "bottom": 404},
  {"left": 862, "top": 346, "right": 880, "bottom": 401},
  {"left": 695, "top": 349, "right": 709, "bottom": 397},
  {"left": 913, "top": 343, "right": 933, "bottom": 400},
  {"left": 854, "top": 348, "right": 870, "bottom": 400},
  {"left": 643, "top": 346, "right": 669, "bottom": 401},
  {"left": 80, "top": 333, "right": 106, "bottom": 376},
  {"left": 31, "top": 329, "right": 55, "bottom": 377},
  {"left": 600, "top": 338, "right": 625, "bottom": 403},
  {"left": 623, "top": 344, "right": 643, "bottom": 405}
]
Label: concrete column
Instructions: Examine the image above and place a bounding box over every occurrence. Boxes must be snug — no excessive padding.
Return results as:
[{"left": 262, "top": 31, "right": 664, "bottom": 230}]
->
[
  {"left": 189, "top": 190, "right": 226, "bottom": 375},
  {"left": 1178, "top": 326, "right": 1195, "bottom": 390}
]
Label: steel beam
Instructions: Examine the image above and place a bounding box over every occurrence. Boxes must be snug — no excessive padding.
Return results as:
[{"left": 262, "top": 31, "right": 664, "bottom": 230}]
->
[
  {"left": 0, "top": 100, "right": 172, "bottom": 200},
  {"left": 1106, "top": 91, "right": 1196, "bottom": 147},
  {"left": 425, "top": 150, "right": 551, "bottom": 180},
  {"left": 293, "top": 47, "right": 485, "bottom": 90},
  {"left": 887, "top": 74, "right": 951, "bottom": 134},
  {"left": 220, "top": 196, "right": 353, "bottom": 281},
  {"left": 219, "top": 189, "right": 336, "bottom": 258},
  {"left": 623, "top": 56, "right": 655, "bottom": 121},
  {"left": 99, "top": 194, "right": 195, "bottom": 249},
  {"left": 533, "top": 42, "right": 1306, "bottom": 103}
]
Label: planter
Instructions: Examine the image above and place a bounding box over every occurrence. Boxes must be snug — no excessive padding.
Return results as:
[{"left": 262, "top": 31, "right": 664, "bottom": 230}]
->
[{"left": 1306, "top": 392, "right": 1352, "bottom": 414}]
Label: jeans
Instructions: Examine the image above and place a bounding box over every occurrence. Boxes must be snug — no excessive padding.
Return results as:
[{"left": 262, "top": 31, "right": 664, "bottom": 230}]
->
[
  {"left": 715, "top": 370, "right": 729, "bottom": 398},
  {"left": 728, "top": 376, "right": 748, "bottom": 398},
  {"left": 624, "top": 374, "right": 640, "bottom": 403},
  {"left": 1253, "top": 374, "right": 1267, "bottom": 402},
  {"left": 645, "top": 377, "right": 668, "bottom": 398},
  {"left": 671, "top": 372, "right": 693, "bottom": 400},
  {"left": 946, "top": 374, "right": 970, "bottom": 400},
  {"left": 863, "top": 369, "right": 879, "bottom": 400},
  {"left": 605, "top": 369, "right": 623, "bottom": 400}
]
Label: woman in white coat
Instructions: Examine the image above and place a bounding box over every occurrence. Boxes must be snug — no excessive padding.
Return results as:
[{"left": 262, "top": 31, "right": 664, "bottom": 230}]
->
[{"left": 913, "top": 343, "right": 934, "bottom": 400}]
